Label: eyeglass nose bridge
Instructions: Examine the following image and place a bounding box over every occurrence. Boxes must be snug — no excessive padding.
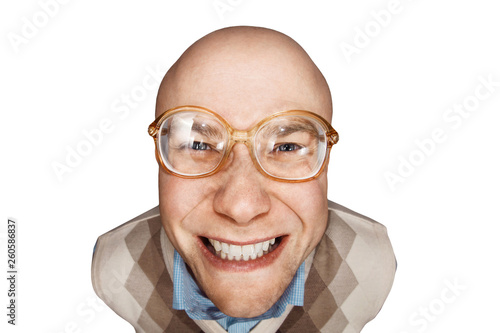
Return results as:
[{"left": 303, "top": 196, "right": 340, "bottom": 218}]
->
[
  {"left": 221, "top": 129, "right": 261, "bottom": 175},
  {"left": 230, "top": 130, "right": 253, "bottom": 144}
]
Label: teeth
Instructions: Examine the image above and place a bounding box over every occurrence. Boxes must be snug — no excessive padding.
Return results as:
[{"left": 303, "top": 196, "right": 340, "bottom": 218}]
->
[
  {"left": 207, "top": 237, "right": 277, "bottom": 261},
  {"left": 229, "top": 244, "right": 242, "bottom": 258},
  {"left": 254, "top": 242, "right": 262, "bottom": 254},
  {"left": 242, "top": 245, "right": 253, "bottom": 258}
]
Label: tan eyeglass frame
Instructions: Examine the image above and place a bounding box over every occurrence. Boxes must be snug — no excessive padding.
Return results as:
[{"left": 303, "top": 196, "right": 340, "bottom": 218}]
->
[{"left": 148, "top": 105, "right": 339, "bottom": 182}]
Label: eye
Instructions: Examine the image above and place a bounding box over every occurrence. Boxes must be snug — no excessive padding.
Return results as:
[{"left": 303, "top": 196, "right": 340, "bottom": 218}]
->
[
  {"left": 191, "top": 141, "right": 211, "bottom": 150},
  {"left": 274, "top": 143, "right": 302, "bottom": 152}
]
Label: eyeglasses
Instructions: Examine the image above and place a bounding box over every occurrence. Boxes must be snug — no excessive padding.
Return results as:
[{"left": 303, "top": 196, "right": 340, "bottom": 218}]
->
[{"left": 148, "top": 106, "right": 339, "bottom": 182}]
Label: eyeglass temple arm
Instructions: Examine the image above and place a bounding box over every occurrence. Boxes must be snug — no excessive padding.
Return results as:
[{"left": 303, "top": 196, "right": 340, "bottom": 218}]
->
[
  {"left": 327, "top": 129, "right": 339, "bottom": 147},
  {"left": 148, "top": 123, "right": 159, "bottom": 137}
]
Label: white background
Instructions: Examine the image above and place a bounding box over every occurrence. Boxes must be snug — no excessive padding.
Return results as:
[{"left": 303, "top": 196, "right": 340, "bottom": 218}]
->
[{"left": 1, "top": 0, "right": 499, "bottom": 332}]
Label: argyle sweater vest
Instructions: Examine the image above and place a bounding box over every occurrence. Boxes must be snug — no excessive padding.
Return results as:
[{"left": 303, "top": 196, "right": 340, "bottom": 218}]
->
[{"left": 92, "top": 201, "right": 396, "bottom": 333}]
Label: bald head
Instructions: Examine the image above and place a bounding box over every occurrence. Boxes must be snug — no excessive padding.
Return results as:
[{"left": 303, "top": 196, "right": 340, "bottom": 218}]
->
[{"left": 155, "top": 26, "right": 332, "bottom": 125}]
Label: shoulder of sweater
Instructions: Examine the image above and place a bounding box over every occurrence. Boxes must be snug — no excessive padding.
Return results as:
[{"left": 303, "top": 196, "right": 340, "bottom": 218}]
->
[
  {"left": 91, "top": 206, "right": 161, "bottom": 302},
  {"left": 327, "top": 200, "right": 389, "bottom": 239}
]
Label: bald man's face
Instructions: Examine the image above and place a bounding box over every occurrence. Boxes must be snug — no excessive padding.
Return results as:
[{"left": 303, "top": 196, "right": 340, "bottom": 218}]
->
[{"left": 157, "top": 30, "right": 331, "bottom": 318}]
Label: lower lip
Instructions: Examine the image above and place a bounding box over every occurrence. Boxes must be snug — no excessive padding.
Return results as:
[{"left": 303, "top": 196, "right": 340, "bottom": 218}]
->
[{"left": 197, "top": 236, "right": 288, "bottom": 272}]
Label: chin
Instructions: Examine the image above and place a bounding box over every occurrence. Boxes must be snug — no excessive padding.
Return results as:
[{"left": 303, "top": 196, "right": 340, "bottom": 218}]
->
[
  {"left": 194, "top": 261, "right": 297, "bottom": 319},
  {"left": 207, "top": 284, "right": 284, "bottom": 318},
  {"left": 220, "top": 304, "right": 274, "bottom": 318}
]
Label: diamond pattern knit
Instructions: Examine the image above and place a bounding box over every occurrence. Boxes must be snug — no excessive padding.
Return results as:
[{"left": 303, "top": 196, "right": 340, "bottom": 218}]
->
[{"left": 92, "top": 201, "right": 396, "bottom": 332}]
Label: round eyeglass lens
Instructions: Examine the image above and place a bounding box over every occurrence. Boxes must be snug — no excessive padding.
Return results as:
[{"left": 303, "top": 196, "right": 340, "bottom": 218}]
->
[
  {"left": 157, "top": 111, "right": 228, "bottom": 176},
  {"left": 254, "top": 115, "right": 328, "bottom": 180}
]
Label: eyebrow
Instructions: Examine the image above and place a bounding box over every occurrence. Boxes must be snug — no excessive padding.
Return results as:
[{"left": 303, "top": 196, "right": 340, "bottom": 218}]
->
[
  {"left": 260, "top": 120, "right": 319, "bottom": 138},
  {"left": 165, "top": 115, "right": 226, "bottom": 141},
  {"left": 190, "top": 121, "right": 224, "bottom": 140}
]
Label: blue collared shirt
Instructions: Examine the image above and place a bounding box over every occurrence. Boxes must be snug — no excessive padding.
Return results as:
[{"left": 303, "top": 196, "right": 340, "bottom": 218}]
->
[{"left": 172, "top": 251, "right": 305, "bottom": 333}]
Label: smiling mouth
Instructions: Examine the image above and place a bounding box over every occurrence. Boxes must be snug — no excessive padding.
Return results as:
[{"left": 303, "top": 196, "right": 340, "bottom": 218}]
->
[{"left": 202, "top": 237, "right": 283, "bottom": 261}]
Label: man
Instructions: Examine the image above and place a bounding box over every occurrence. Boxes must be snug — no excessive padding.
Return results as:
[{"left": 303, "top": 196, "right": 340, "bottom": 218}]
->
[{"left": 92, "top": 26, "right": 396, "bottom": 332}]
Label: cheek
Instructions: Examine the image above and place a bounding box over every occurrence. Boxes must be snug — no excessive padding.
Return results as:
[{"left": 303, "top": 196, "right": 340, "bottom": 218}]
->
[
  {"left": 159, "top": 173, "right": 201, "bottom": 249},
  {"left": 160, "top": 173, "right": 191, "bottom": 218},
  {"left": 158, "top": 172, "right": 220, "bottom": 252},
  {"left": 278, "top": 174, "right": 328, "bottom": 250},
  {"left": 159, "top": 172, "right": 215, "bottom": 217},
  {"left": 282, "top": 173, "right": 328, "bottom": 217}
]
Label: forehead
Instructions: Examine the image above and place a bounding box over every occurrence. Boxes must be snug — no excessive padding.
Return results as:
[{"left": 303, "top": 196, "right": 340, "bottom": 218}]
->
[{"left": 160, "top": 48, "right": 330, "bottom": 130}]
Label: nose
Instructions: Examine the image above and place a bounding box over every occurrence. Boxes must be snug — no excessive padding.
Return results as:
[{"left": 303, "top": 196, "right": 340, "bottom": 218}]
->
[{"left": 213, "top": 144, "right": 271, "bottom": 224}]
